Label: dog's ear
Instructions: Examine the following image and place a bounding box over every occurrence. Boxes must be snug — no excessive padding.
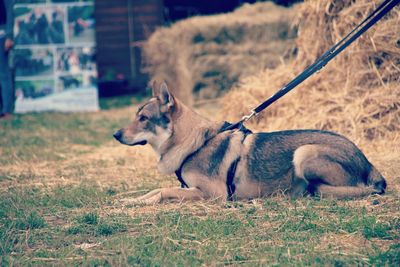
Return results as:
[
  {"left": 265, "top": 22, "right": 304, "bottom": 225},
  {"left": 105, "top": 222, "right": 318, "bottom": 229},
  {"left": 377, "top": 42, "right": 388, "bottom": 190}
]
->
[
  {"left": 151, "top": 80, "right": 159, "bottom": 97},
  {"left": 159, "top": 82, "right": 175, "bottom": 108}
]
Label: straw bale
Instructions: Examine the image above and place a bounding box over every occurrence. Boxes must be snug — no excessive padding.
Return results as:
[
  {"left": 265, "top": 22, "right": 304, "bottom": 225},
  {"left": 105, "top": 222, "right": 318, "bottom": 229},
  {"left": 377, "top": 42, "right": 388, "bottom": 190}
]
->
[
  {"left": 142, "top": 2, "right": 298, "bottom": 105},
  {"left": 222, "top": 0, "right": 400, "bottom": 144}
]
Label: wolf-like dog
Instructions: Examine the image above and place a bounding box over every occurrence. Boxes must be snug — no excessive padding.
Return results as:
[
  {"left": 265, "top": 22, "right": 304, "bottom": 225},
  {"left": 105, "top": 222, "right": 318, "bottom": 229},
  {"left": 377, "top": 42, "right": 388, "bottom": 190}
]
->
[{"left": 113, "top": 82, "right": 386, "bottom": 204}]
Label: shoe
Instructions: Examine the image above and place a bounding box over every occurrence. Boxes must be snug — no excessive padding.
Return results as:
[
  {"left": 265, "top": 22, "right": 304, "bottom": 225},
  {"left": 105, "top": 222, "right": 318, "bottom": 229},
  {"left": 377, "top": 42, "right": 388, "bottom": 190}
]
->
[{"left": 0, "top": 113, "right": 12, "bottom": 120}]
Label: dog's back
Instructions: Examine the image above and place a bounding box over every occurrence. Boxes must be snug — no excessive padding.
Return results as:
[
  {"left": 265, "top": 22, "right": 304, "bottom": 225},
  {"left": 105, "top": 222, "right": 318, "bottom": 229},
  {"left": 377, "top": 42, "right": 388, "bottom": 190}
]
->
[{"left": 243, "top": 129, "right": 386, "bottom": 198}]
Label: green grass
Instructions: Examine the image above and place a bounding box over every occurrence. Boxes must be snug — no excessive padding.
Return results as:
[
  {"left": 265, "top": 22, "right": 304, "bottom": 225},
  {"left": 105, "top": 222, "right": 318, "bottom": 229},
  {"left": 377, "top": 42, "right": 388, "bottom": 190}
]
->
[
  {"left": 1, "top": 185, "right": 398, "bottom": 265},
  {"left": 99, "top": 94, "right": 148, "bottom": 110},
  {"left": 0, "top": 113, "right": 128, "bottom": 165},
  {"left": 0, "top": 97, "right": 399, "bottom": 265},
  {"left": 0, "top": 96, "right": 138, "bottom": 165}
]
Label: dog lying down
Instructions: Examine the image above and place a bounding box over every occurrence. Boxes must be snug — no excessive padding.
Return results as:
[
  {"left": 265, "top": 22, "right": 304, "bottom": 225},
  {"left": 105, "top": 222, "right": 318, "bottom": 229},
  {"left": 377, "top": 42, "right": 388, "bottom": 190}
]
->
[{"left": 113, "top": 82, "right": 386, "bottom": 205}]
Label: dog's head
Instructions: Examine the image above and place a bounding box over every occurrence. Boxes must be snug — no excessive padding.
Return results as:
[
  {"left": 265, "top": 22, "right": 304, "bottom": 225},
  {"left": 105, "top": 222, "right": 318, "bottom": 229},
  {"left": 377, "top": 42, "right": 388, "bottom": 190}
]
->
[{"left": 113, "top": 82, "right": 175, "bottom": 151}]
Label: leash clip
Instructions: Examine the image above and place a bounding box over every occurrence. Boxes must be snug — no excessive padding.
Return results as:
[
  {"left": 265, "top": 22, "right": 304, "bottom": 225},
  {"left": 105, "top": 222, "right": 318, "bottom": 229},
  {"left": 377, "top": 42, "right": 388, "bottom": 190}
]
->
[{"left": 241, "top": 109, "right": 257, "bottom": 122}]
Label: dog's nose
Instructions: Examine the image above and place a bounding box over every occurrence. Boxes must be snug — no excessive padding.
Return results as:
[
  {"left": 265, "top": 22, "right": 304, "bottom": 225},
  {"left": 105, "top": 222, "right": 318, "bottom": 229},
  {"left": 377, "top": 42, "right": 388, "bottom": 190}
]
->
[{"left": 113, "top": 129, "right": 123, "bottom": 141}]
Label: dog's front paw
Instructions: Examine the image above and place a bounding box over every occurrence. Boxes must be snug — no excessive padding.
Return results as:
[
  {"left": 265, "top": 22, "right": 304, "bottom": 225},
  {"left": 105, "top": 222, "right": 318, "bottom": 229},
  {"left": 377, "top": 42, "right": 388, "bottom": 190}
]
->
[{"left": 119, "top": 192, "right": 162, "bottom": 206}]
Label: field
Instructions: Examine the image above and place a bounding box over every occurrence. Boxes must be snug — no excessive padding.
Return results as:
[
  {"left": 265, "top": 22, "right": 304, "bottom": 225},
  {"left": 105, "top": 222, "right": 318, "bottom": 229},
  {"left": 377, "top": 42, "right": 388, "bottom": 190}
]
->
[{"left": 0, "top": 96, "right": 399, "bottom": 266}]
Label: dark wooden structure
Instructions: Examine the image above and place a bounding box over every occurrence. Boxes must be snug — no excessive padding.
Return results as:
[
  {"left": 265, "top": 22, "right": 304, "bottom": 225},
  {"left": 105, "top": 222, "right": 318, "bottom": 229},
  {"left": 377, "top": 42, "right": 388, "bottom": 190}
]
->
[{"left": 95, "top": 0, "right": 163, "bottom": 95}]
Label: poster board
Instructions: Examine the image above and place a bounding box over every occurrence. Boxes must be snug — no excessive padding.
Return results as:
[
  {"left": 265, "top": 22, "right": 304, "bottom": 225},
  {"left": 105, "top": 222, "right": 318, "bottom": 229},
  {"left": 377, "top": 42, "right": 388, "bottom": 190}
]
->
[{"left": 13, "top": 0, "right": 99, "bottom": 113}]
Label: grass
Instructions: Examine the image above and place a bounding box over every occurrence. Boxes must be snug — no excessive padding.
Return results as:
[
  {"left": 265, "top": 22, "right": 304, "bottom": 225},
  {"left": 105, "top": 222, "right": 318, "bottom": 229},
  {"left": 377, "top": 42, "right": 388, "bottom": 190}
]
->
[{"left": 0, "top": 97, "right": 399, "bottom": 266}]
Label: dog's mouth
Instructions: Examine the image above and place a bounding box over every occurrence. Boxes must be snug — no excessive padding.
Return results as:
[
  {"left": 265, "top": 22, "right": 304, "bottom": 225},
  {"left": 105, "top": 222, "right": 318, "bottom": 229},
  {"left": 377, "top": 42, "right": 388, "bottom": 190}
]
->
[{"left": 129, "top": 140, "right": 147, "bottom": 146}]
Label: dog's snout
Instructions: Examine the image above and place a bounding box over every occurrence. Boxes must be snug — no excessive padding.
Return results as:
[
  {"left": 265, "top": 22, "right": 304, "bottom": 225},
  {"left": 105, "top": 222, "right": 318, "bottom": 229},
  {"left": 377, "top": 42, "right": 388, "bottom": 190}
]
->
[{"left": 113, "top": 129, "right": 123, "bottom": 141}]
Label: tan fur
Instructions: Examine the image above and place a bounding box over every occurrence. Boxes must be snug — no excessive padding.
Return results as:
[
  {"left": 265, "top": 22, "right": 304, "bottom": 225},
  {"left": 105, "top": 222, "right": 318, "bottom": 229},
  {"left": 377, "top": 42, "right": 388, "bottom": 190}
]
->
[
  {"left": 183, "top": 172, "right": 228, "bottom": 200},
  {"left": 293, "top": 144, "right": 320, "bottom": 179},
  {"left": 121, "top": 187, "right": 204, "bottom": 205},
  {"left": 230, "top": 135, "right": 265, "bottom": 199},
  {"left": 156, "top": 102, "right": 219, "bottom": 174}
]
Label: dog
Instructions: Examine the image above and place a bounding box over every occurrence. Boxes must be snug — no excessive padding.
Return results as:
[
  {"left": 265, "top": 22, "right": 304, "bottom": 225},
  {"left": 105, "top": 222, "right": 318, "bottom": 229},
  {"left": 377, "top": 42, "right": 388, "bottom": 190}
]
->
[{"left": 113, "top": 82, "right": 387, "bottom": 204}]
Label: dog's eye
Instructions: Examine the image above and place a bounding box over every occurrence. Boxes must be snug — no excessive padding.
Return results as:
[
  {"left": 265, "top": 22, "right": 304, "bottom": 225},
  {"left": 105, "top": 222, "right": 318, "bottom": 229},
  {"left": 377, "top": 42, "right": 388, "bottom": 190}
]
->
[{"left": 138, "top": 115, "right": 148, "bottom": 122}]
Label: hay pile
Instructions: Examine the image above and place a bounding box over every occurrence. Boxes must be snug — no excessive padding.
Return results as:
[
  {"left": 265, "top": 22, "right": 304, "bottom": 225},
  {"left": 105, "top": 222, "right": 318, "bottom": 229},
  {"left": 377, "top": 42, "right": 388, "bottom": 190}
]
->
[
  {"left": 142, "top": 2, "right": 298, "bottom": 105},
  {"left": 222, "top": 0, "right": 400, "bottom": 144}
]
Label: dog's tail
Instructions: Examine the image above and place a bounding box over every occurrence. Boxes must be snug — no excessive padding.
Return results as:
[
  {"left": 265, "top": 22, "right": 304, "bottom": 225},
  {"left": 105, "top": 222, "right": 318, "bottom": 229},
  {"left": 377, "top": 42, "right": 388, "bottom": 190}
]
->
[{"left": 367, "top": 166, "right": 387, "bottom": 194}]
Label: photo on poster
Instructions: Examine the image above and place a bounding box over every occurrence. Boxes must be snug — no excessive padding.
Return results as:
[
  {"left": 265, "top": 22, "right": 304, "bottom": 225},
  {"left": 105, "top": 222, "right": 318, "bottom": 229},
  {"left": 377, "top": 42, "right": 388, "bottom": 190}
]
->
[
  {"left": 83, "top": 72, "right": 97, "bottom": 88},
  {"left": 14, "top": 48, "right": 54, "bottom": 77},
  {"left": 15, "top": 80, "right": 55, "bottom": 100},
  {"left": 57, "top": 74, "right": 82, "bottom": 92},
  {"left": 52, "top": 1, "right": 94, "bottom": 2},
  {"left": 14, "top": 6, "right": 65, "bottom": 45},
  {"left": 15, "top": 1, "right": 94, "bottom": 5},
  {"left": 56, "top": 73, "right": 96, "bottom": 92},
  {"left": 56, "top": 46, "right": 96, "bottom": 74},
  {"left": 13, "top": 1, "right": 99, "bottom": 113},
  {"left": 15, "top": 1, "right": 46, "bottom": 3},
  {"left": 67, "top": 5, "right": 95, "bottom": 44}
]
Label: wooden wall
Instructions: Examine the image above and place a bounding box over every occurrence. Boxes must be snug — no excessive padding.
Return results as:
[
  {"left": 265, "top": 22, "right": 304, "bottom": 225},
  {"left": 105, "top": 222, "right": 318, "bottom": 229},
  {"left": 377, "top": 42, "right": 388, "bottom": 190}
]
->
[{"left": 95, "top": 0, "right": 163, "bottom": 90}]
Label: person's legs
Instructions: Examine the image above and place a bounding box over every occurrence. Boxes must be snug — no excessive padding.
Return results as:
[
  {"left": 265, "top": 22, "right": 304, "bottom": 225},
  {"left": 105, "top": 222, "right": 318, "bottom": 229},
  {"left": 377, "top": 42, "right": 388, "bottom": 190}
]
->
[
  {"left": 0, "top": 36, "right": 14, "bottom": 115},
  {"left": 0, "top": 36, "right": 4, "bottom": 113},
  {"left": 0, "top": 73, "right": 14, "bottom": 115}
]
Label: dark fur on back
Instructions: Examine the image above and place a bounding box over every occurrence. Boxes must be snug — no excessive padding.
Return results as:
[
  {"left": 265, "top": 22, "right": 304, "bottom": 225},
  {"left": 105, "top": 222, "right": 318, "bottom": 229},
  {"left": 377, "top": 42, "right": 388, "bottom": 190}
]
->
[
  {"left": 208, "top": 136, "right": 231, "bottom": 176},
  {"left": 248, "top": 130, "right": 372, "bottom": 184}
]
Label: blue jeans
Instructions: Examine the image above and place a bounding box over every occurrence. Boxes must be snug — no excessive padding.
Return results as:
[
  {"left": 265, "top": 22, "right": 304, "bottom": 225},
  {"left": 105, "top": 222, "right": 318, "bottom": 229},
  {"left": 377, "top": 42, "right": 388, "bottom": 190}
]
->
[{"left": 0, "top": 36, "right": 14, "bottom": 114}]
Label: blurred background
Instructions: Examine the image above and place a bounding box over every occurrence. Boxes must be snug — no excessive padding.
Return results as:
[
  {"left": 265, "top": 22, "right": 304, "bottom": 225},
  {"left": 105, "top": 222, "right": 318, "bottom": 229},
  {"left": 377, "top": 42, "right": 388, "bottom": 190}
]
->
[
  {"left": 12, "top": 0, "right": 301, "bottom": 111},
  {"left": 94, "top": 0, "right": 300, "bottom": 98},
  {"left": 9, "top": 0, "right": 400, "bottom": 142}
]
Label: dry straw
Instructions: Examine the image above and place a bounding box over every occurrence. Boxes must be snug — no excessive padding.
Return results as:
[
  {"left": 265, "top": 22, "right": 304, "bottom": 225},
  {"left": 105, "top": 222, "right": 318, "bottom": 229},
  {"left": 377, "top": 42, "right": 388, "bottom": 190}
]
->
[
  {"left": 222, "top": 0, "right": 400, "bottom": 145},
  {"left": 142, "top": 2, "right": 298, "bottom": 105}
]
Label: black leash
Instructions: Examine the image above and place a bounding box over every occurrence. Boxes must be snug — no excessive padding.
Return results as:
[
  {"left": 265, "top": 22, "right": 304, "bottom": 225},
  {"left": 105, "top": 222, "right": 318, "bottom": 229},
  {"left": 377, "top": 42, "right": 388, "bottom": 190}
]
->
[{"left": 224, "top": 0, "right": 400, "bottom": 131}]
